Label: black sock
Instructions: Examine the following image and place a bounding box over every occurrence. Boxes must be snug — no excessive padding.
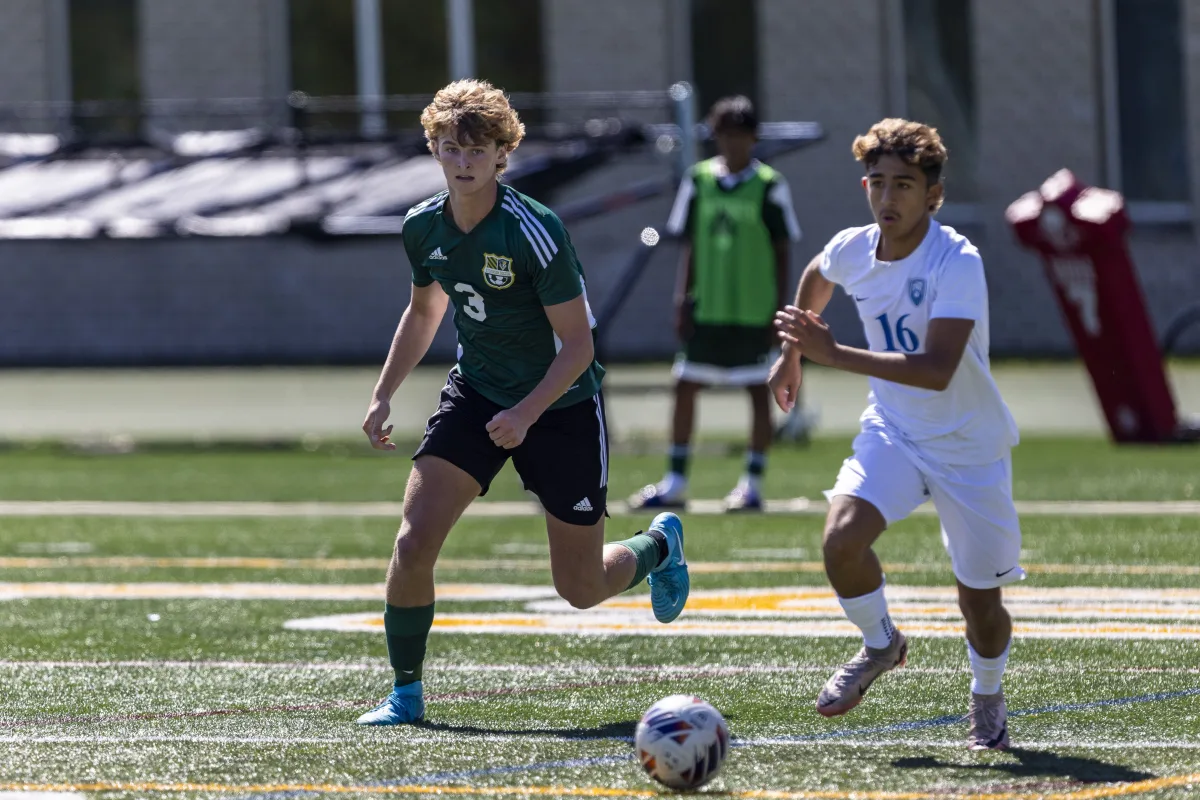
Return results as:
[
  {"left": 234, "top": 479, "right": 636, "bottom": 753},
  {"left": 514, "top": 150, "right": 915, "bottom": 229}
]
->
[{"left": 646, "top": 529, "right": 670, "bottom": 565}]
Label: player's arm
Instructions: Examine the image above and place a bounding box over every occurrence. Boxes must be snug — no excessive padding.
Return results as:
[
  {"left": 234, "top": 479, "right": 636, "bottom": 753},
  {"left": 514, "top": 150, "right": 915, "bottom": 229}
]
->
[
  {"left": 486, "top": 295, "right": 594, "bottom": 449},
  {"left": 764, "top": 175, "right": 803, "bottom": 321},
  {"left": 767, "top": 250, "right": 837, "bottom": 412},
  {"left": 667, "top": 169, "right": 697, "bottom": 341},
  {"left": 778, "top": 311, "right": 972, "bottom": 391},
  {"left": 778, "top": 253, "right": 836, "bottom": 362},
  {"left": 363, "top": 282, "right": 450, "bottom": 450},
  {"left": 674, "top": 243, "right": 695, "bottom": 341}
]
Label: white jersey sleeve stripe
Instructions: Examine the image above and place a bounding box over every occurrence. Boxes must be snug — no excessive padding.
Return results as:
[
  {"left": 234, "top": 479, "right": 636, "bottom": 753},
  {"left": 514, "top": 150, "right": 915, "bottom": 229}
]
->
[
  {"left": 503, "top": 196, "right": 558, "bottom": 259},
  {"left": 666, "top": 173, "right": 696, "bottom": 236},
  {"left": 502, "top": 198, "right": 556, "bottom": 264},
  {"left": 768, "top": 179, "right": 802, "bottom": 242},
  {"left": 404, "top": 195, "right": 445, "bottom": 221},
  {"left": 503, "top": 205, "right": 552, "bottom": 268},
  {"left": 501, "top": 200, "right": 553, "bottom": 268},
  {"left": 507, "top": 195, "right": 559, "bottom": 257}
]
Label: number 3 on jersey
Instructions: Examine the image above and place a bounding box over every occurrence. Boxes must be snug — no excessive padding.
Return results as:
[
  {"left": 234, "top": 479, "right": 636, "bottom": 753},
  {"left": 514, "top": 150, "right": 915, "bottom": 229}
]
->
[
  {"left": 455, "top": 283, "right": 487, "bottom": 321},
  {"left": 876, "top": 313, "right": 919, "bottom": 352}
]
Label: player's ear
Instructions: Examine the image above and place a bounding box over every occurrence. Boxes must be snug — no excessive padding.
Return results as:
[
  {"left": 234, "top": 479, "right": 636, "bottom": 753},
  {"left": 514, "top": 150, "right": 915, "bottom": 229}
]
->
[
  {"left": 496, "top": 146, "right": 508, "bottom": 171},
  {"left": 927, "top": 180, "right": 944, "bottom": 213}
]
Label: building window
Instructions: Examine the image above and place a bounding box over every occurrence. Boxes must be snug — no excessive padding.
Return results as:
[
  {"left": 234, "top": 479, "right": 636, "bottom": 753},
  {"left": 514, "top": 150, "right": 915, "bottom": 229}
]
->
[
  {"left": 690, "top": 0, "right": 759, "bottom": 118},
  {"left": 381, "top": 0, "right": 448, "bottom": 131},
  {"left": 69, "top": 0, "right": 141, "bottom": 140},
  {"left": 290, "top": 0, "right": 543, "bottom": 135},
  {"left": 288, "top": 0, "right": 357, "bottom": 135},
  {"left": 899, "top": 0, "right": 978, "bottom": 201},
  {"left": 1112, "top": 0, "right": 1189, "bottom": 205}
]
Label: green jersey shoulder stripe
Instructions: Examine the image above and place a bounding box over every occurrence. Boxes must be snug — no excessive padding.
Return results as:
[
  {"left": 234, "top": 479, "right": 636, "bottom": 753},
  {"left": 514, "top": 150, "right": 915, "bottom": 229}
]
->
[
  {"left": 404, "top": 193, "right": 447, "bottom": 222},
  {"left": 501, "top": 193, "right": 559, "bottom": 268}
]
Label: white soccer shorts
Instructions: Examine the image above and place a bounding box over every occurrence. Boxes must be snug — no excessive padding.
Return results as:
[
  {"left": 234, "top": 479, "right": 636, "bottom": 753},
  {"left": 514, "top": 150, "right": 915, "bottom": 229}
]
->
[{"left": 826, "top": 425, "right": 1025, "bottom": 590}]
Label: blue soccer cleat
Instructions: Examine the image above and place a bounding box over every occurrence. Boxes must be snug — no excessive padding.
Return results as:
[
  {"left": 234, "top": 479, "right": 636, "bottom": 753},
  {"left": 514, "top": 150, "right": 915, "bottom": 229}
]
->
[
  {"left": 356, "top": 681, "right": 425, "bottom": 726},
  {"left": 646, "top": 512, "right": 689, "bottom": 623}
]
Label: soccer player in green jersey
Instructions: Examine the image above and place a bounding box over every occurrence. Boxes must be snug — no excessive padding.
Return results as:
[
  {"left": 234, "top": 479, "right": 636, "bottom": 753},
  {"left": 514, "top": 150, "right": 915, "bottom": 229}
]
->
[
  {"left": 630, "top": 96, "right": 802, "bottom": 513},
  {"left": 356, "top": 80, "right": 691, "bottom": 726}
]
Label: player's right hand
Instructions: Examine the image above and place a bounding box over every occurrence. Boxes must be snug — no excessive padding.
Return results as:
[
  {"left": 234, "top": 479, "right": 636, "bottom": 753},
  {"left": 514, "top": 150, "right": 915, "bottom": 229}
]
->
[
  {"left": 363, "top": 397, "right": 397, "bottom": 451},
  {"left": 767, "top": 352, "right": 803, "bottom": 412}
]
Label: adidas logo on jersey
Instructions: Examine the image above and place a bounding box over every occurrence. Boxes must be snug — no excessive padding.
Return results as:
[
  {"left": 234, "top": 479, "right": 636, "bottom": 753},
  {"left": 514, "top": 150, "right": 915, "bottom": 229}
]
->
[
  {"left": 573, "top": 497, "right": 593, "bottom": 512},
  {"left": 429, "top": 247, "right": 448, "bottom": 260}
]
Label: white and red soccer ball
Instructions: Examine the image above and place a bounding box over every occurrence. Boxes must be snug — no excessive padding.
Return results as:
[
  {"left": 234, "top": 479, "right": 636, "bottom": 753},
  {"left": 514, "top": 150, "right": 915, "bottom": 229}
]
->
[{"left": 635, "top": 694, "right": 730, "bottom": 790}]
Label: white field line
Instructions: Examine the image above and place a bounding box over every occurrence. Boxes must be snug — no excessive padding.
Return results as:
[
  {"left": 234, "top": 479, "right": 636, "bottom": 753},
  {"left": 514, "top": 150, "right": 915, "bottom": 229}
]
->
[
  {"left": 0, "top": 499, "right": 1198, "bottom": 517},
  {"left": 4, "top": 556, "right": 1200, "bottom": 578},
  {"left": 0, "top": 582, "right": 556, "bottom": 602}
]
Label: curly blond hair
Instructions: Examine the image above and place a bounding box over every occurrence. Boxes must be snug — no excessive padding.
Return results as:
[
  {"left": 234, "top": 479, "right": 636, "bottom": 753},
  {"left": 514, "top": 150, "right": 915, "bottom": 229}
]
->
[
  {"left": 421, "top": 80, "right": 526, "bottom": 175},
  {"left": 852, "top": 118, "right": 948, "bottom": 210}
]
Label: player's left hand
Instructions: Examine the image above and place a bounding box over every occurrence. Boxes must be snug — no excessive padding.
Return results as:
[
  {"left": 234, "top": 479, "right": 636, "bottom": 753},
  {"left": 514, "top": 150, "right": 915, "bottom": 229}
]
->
[
  {"left": 776, "top": 306, "right": 839, "bottom": 366},
  {"left": 486, "top": 407, "right": 534, "bottom": 449}
]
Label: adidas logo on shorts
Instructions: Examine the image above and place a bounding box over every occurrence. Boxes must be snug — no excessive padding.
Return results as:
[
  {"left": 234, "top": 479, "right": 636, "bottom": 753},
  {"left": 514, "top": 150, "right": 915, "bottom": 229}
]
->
[
  {"left": 573, "top": 497, "right": 593, "bottom": 512},
  {"left": 429, "top": 247, "right": 448, "bottom": 260}
]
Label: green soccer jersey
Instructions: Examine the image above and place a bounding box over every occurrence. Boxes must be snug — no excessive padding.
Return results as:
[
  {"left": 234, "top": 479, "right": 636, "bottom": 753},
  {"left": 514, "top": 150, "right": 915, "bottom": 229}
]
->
[
  {"left": 667, "top": 158, "right": 802, "bottom": 327},
  {"left": 402, "top": 183, "right": 605, "bottom": 410}
]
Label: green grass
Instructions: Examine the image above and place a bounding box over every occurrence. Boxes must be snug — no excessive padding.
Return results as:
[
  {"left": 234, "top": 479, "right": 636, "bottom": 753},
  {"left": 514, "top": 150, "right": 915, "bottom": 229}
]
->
[
  {"left": 1, "top": 440, "right": 1200, "bottom": 797},
  {"left": 0, "top": 436, "right": 1198, "bottom": 502}
]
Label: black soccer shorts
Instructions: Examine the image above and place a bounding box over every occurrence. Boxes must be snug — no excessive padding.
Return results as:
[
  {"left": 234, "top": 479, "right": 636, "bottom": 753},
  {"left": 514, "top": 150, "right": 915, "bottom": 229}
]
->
[{"left": 413, "top": 369, "right": 609, "bottom": 525}]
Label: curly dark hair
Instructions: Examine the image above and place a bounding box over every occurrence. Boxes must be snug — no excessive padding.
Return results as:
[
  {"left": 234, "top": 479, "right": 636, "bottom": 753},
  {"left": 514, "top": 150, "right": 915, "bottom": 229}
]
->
[{"left": 852, "top": 118, "right": 948, "bottom": 207}]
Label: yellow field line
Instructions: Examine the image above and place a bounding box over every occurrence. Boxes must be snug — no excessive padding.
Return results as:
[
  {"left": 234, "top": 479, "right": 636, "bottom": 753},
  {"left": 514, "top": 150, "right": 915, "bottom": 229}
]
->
[
  {"left": 2, "top": 556, "right": 1199, "bottom": 577},
  {"left": 2, "top": 774, "right": 1197, "bottom": 798}
]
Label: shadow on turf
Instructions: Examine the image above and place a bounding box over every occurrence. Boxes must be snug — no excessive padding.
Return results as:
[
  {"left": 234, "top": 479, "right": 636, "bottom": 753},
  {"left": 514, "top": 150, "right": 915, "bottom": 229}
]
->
[
  {"left": 413, "top": 718, "right": 640, "bottom": 741},
  {"left": 892, "top": 748, "right": 1154, "bottom": 784}
]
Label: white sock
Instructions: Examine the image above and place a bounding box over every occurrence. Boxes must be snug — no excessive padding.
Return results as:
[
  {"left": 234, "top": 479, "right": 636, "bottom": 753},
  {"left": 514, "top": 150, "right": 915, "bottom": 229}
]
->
[
  {"left": 838, "top": 583, "right": 895, "bottom": 650},
  {"left": 738, "top": 473, "right": 762, "bottom": 494},
  {"left": 656, "top": 472, "right": 687, "bottom": 498},
  {"left": 967, "top": 640, "right": 1009, "bottom": 695}
]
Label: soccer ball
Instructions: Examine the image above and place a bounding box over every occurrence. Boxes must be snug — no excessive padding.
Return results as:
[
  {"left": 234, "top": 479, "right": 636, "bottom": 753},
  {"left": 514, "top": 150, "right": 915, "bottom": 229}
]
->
[{"left": 634, "top": 694, "right": 730, "bottom": 791}]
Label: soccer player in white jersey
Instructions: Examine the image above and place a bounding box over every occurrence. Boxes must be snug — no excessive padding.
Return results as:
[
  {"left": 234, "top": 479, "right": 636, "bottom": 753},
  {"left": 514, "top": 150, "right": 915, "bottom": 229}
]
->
[{"left": 768, "top": 119, "right": 1021, "bottom": 750}]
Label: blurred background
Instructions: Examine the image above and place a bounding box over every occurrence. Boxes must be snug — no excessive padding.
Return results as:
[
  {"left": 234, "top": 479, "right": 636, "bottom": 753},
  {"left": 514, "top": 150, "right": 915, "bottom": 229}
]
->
[{"left": 0, "top": 0, "right": 1197, "bottom": 444}]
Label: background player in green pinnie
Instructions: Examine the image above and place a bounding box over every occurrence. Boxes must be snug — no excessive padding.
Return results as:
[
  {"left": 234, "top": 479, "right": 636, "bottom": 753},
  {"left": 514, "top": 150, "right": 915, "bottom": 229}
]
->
[
  {"left": 630, "top": 96, "right": 802, "bottom": 513},
  {"left": 357, "top": 80, "right": 690, "bottom": 726}
]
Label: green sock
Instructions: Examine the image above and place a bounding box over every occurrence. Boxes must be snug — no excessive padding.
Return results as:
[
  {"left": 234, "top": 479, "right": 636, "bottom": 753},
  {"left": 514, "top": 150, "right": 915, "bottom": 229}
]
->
[
  {"left": 384, "top": 602, "right": 435, "bottom": 688},
  {"left": 616, "top": 532, "right": 664, "bottom": 591}
]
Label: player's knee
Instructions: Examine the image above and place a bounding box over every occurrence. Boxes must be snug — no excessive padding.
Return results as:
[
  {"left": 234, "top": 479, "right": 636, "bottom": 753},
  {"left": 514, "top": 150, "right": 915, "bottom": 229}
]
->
[
  {"left": 958, "top": 591, "right": 1006, "bottom": 631},
  {"left": 823, "top": 498, "right": 884, "bottom": 566},
  {"left": 392, "top": 529, "right": 438, "bottom": 572},
  {"left": 554, "top": 580, "right": 600, "bottom": 610},
  {"left": 822, "top": 526, "right": 867, "bottom": 566}
]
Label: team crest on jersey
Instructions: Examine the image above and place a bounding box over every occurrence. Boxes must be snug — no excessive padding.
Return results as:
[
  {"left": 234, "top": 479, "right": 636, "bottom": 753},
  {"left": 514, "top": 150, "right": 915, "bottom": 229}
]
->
[
  {"left": 482, "top": 253, "right": 515, "bottom": 289},
  {"left": 908, "top": 278, "right": 927, "bottom": 307}
]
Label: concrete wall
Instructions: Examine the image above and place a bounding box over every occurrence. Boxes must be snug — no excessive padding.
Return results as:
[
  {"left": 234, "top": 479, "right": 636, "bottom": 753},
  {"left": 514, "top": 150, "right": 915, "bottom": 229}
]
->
[
  {"left": 542, "top": 0, "right": 672, "bottom": 94},
  {"left": 139, "top": 0, "right": 289, "bottom": 129},
  {"left": 0, "top": 0, "right": 69, "bottom": 111}
]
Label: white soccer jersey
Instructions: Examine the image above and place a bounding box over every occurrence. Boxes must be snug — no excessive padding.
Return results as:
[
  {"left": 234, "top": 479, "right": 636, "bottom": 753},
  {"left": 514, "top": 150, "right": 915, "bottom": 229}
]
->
[{"left": 819, "top": 221, "right": 1019, "bottom": 465}]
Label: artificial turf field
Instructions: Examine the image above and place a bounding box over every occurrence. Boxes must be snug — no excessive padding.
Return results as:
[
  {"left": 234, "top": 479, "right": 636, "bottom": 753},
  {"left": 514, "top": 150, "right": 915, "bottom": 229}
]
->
[{"left": 1, "top": 437, "right": 1199, "bottom": 799}]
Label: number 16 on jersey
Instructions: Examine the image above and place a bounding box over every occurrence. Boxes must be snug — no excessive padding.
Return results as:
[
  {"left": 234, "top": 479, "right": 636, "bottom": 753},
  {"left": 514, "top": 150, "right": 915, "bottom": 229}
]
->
[{"left": 876, "top": 313, "right": 920, "bottom": 353}]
